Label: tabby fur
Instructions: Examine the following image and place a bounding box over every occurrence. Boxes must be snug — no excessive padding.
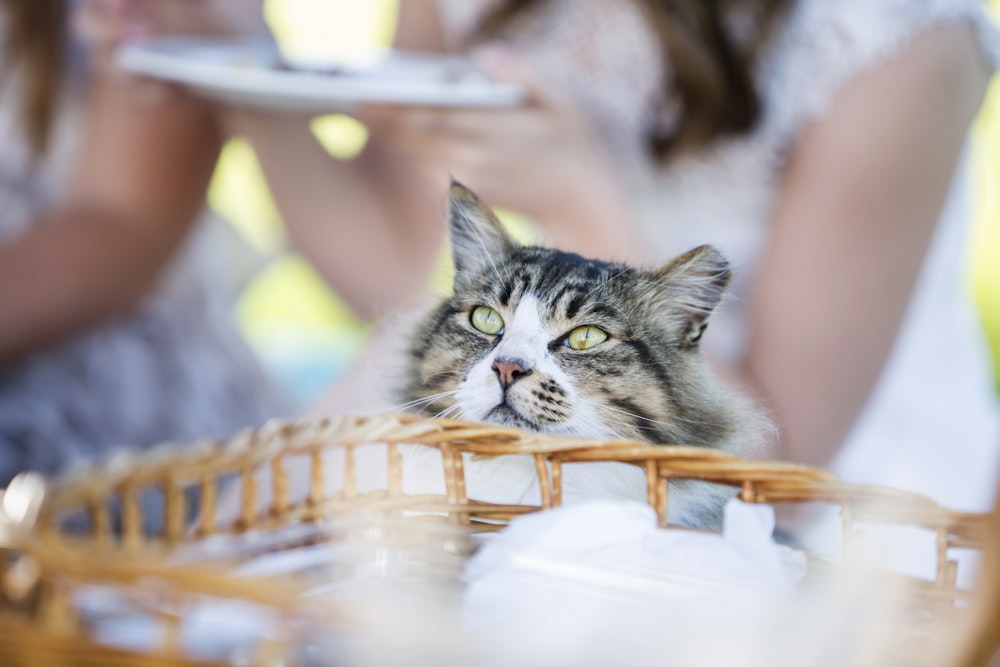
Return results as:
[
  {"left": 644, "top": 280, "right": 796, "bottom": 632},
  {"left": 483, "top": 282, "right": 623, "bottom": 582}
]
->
[{"left": 400, "top": 183, "right": 768, "bottom": 527}]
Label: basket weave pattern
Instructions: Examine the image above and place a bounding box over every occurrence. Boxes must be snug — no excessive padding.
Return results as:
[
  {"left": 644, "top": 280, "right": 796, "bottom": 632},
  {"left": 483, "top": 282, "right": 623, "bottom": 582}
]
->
[{"left": 0, "top": 412, "right": 989, "bottom": 665}]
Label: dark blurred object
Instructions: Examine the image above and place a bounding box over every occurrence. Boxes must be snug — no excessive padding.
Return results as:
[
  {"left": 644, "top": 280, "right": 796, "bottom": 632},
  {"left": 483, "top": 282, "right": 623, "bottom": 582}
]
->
[
  {"left": 0, "top": 0, "right": 68, "bottom": 152},
  {"left": 475, "top": 0, "right": 790, "bottom": 160}
]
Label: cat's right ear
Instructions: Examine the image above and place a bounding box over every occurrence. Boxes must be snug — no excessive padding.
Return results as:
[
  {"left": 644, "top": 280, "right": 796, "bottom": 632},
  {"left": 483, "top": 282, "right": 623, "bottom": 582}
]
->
[
  {"left": 642, "top": 245, "right": 732, "bottom": 346},
  {"left": 448, "top": 181, "right": 516, "bottom": 282}
]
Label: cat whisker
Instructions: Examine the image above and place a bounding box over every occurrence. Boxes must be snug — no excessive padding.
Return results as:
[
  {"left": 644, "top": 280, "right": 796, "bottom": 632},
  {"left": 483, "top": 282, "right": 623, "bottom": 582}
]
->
[
  {"left": 574, "top": 397, "right": 678, "bottom": 441},
  {"left": 583, "top": 267, "right": 632, "bottom": 300},
  {"left": 572, "top": 414, "right": 623, "bottom": 441},
  {"left": 584, "top": 414, "right": 634, "bottom": 440},
  {"left": 456, "top": 208, "right": 509, "bottom": 285},
  {"left": 589, "top": 400, "right": 674, "bottom": 427},
  {"left": 422, "top": 369, "right": 462, "bottom": 383},
  {"left": 548, "top": 407, "right": 624, "bottom": 441},
  {"left": 390, "top": 390, "right": 460, "bottom": 413},
  {"left": 399, "top": 370, "right": 462, "bottom": 397},
  {"left": 433, "top": 403, "right": 465, "bottom": 421},
  {"left": 589, "top": 399, "right": 723, "bottom": 440}
]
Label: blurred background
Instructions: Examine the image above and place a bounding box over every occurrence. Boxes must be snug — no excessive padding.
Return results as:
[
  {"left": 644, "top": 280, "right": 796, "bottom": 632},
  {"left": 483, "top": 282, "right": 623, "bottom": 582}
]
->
[{"left": 214, "top": 0, "right": 1000, "bottom": 405}]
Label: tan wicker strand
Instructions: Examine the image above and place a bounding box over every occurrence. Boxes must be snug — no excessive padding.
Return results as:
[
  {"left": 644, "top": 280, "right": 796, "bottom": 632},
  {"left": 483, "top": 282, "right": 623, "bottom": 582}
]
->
[
  {"left": 196, "top": 475, "right": 215, "bottom": 538},
  {"left": 548, "top": 444, "right": 737, "bottom": 463},
  {"left": 534, "top": 454, "right": 552, "bottom": 509},
  {"left": 37, "top": 580, "right": 73, "bottom": 635},
  {"left": 164, "top": 481, "right": 185, "bottom": 544},
  {"left": 454, "top": 451, "right": 471, "bottom": 526},
  {"left": 343, "top": 445, "right": 357, "bottom": 499},
  {"left": 121, "top": 483, "right": 142, "bottom": 551},
  {"left": 0, "top": 618, "right": 228, "bottom": 667},
  {"left": 308, "top": 450, "right": 324, "bottom": 507},
  {"left": 644, "top": 460, "right": 657, "bottom": 510},
  {"left": 454, "top": 449, "right": 468, "bottom": 505},
  {"left": 270, "top": 456, "right": 288, "bottom": 517},
  {"left": 89, "top": 500, "right": 111, "bottom": 548},
  {"left": 27, "top": 414, "right": 986, "bottom": 554},
  {"left": 936, "top": 527, "right": 950, "bottom": 587},
  {"left": 551, "top": 459, "right": 563, "bottom": 507},
  {"left": 239, "top": 464, "right": 257, "bottom": 531},
  {"left": 656, "top": 476, "right": 670, "bottom": 529},
  {"left": 441, "top": 445, "right": 458, "bottom": 505},
  {"left": 3, "top": 412, "right": 990, "bottom": 667},
  {"left": 387, "top": 443, "right": 403, "bottom": 498},
  {"left": 18, "top": 549, "right": 328, "bottom": 612}
]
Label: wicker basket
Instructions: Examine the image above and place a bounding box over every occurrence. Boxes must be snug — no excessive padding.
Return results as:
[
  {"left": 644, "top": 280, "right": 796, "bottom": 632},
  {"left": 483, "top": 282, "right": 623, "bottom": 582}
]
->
[{"left": 0, "top": 413, "right": 990, "bottom": 666}]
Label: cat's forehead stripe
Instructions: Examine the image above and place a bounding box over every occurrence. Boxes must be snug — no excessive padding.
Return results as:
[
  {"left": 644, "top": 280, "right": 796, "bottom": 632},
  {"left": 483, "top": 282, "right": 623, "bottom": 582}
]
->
[
  {"left": 498, "top": 279, "right": 514, "bottom": 307},
  {"left": 564, "top": 292, "right": 587, "bottom": 320},
  {"left": 478, "top": 249, "right": 632, "bottom": 320}
]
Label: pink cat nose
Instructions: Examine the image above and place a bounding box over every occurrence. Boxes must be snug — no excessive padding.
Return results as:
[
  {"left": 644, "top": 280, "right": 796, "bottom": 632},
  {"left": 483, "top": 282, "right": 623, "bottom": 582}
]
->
[{"left": 492, "top": 357, "right": 533, "bottom": 390}]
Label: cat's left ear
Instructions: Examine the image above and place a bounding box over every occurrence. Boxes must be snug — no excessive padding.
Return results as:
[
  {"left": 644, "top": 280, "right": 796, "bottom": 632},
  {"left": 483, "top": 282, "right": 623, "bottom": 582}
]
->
[
  {"left": 642, "top": 245, "right": 732, "bottom": 346},
  {"left": 448, "top": 181, "right": 517, "bottom": 282}
]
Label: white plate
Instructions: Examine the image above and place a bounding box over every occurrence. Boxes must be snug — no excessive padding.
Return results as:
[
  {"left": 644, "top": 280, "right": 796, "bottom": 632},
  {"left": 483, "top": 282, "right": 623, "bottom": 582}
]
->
[{"left": 116, "top": 37, "right": 525, "bottom": 113}]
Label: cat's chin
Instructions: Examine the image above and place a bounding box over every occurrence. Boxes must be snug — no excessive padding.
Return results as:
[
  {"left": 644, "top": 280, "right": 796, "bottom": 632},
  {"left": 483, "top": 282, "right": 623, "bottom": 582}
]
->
[{"left": 484, "top": 405, "right": 540, "bottom": 431}]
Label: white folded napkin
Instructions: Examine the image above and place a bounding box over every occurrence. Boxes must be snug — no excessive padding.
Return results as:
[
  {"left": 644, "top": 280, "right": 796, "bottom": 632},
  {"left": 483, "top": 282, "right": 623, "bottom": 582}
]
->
[{"left": 460, "top": 499, "right": 808, "bottom": 667}]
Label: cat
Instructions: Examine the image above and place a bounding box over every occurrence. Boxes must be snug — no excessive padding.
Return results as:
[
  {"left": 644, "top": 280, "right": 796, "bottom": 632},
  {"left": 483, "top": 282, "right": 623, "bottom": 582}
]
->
[{"left": 399, "top": 182, "right": 770, "bottom": 529}]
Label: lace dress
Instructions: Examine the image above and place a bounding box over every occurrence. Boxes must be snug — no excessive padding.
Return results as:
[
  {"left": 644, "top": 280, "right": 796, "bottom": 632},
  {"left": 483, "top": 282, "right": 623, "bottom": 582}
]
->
[
  {"left": 0, "top": 51, "right": 291, "bottom": 486},
  {"left": 437, "top": 0, "right": 1000, "bottom": 513}
]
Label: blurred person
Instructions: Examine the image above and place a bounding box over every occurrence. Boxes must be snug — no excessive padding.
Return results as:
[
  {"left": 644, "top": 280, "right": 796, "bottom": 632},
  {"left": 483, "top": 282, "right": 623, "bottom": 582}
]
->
[
  {"left": 0, "top": 0, "right": 291, "bottom": 487},
  {"left": 344, "top": 0, "right": 1000, "bottom": 516},
  {"left": 125, "top": 1, "right": 999, "bottom": 518},
  {"left": 96, "top": 0, "right": 448, "bottom": 324}
]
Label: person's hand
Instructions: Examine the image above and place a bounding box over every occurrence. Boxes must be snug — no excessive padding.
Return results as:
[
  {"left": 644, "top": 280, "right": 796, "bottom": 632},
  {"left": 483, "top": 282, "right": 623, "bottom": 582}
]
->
[
  {"left": 74, "top": 0, "right": 269, "bottom": 48},
  {"left": 358, "top": 45, "right": 631, "bottom": 234},
  {"left": 73, "top": 0, "right": 269, "bottom": 100},
  {"left": 74, "top": 0, "right": 149, "bottom": 74}
]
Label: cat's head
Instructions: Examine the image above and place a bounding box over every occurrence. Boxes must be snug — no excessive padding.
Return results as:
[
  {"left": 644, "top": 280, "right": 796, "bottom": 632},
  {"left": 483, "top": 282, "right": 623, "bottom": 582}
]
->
[{"left": 402, "top": 182, "right": 761, "bottom": 450}]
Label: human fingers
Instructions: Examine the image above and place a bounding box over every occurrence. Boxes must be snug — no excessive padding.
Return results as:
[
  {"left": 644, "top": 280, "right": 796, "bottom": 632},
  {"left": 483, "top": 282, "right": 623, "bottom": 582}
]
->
[
  {"left": 74, "top": 1, "right": 183, "bottom": 102},
  {"left": 371, "top": 120, "right": 474, "bottom": 170},
  {"left": 358, "top": 105, "right": 462, "bottom": 141},
  {"left": 73, "top": 0, "right": 137, "bottom": 53},
  {"left": 74, "top": 0, "right": 148, "bottom": 83},
  {"left": 140, "top": 0, "right": 268, "bottom": 38},
  {"left": 200, "top": 0, "right": 270, "bottom": 38},
  {"left": 354, "top": 103, "right": 407, "bottom": 131},
  {"left": 474, "top": 43, "right": 568, "bottom": 112},
  {"left": 390, "top": 105, "right": 515, "bottom": 141}
]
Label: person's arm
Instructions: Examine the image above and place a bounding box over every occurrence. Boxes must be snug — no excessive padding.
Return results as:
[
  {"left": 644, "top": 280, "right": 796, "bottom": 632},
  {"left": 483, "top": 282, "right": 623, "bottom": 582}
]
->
[
  {"left": 0, "top": 82, "right": 221, "bottom": 366},
  {"left": 223, "top": 113, "right": 445, "bottom": 319},
  {"left": 357, "top": 1, "right": 638, "bottom": 264},
  {"left": 224, "top": 0, "right": 450, "bottom": 320},
  {"left": 739, "top": 23, "right": 991, "bottom": 466},
  {"left": 393, "top": 0, "right": 448, "bottom": 52},
  {"left": 358, "top": 44, "right": 636, "bottom": 262}
]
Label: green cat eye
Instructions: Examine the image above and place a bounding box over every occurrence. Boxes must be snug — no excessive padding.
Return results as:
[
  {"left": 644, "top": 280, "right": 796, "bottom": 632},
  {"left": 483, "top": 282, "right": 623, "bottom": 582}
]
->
[
  {"left": 471, "top": 306, "right": 505, "bottom": 335},
  {"left": 565, "top": 325, "right": 608, "bottom": 350}
]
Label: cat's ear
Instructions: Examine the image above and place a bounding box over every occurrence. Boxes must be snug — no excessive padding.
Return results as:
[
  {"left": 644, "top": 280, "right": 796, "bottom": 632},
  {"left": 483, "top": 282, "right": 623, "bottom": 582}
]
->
[
  {"left": 642, "top": 245, "right": 732, "bottom": 346},
  {"left": 448, "top": 180, "right": 516, "bottom": 280}
]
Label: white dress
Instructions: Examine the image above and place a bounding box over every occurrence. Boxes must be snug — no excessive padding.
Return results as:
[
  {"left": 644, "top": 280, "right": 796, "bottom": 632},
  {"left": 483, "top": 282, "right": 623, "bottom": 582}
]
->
[
  {"left": 0, "top": 43, "right": 291, "bottom": 485},
  {"left": 437, "top": 0, "right": 1000, "bottom": 513}
]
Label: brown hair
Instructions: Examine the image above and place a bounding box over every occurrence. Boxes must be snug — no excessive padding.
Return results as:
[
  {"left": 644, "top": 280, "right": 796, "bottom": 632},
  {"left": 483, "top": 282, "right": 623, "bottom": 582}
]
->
[
  {"left": 475, "top": 0, "right": 790, "bottom": 161},
  {"left": 1, "top": 0, "right": 69, "bottom": 153}
]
